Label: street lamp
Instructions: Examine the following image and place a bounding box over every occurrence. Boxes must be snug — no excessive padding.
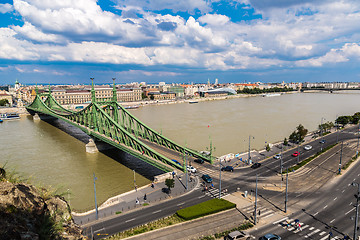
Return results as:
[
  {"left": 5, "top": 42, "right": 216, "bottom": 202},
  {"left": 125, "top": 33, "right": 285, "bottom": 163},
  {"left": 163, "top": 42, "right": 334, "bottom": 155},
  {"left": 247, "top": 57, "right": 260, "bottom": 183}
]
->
[
  {"left": 352, "top": 182, "right": 360, "bottom": 240},
  {"left": 357, "top": 123, "right": 360, "bottom": 157},
  {"left": 133, "top": 170, "right": 137, "bottom": 191},
  {"left": 338, "top": 141, "right": 343, "bottom": 175},
  {"left": 93, "top": 173, "right": 98, "bottom": 220},
  {"left": 248, "top": 135, "right": 255, "bottom": 164},
  {"left": 219, "top": 161, "right": 222, "bottom": 199},
  {"left": 320, "top": 117, "right": 326, "bottom": 151},
  {"left": 254, "top": 174, "right": 258, "bottom": 225}
]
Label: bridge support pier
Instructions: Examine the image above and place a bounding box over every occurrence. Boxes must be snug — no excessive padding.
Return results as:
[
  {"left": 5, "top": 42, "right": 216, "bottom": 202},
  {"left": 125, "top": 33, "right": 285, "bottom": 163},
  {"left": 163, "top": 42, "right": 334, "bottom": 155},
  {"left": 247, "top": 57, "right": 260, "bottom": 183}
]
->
[
  {"left": 86, "top": 138, "right": 99, "bottom": 153},
  {"left": 33, "top": 113, "right": 40, "bottom": 121}
]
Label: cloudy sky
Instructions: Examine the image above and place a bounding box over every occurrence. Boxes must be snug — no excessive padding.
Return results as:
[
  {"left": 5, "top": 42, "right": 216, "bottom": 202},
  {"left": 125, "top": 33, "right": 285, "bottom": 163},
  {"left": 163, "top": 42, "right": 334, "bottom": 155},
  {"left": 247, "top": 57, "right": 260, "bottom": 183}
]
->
[{"left": 1, "top": 0, "right": 360, "bottom": 85}]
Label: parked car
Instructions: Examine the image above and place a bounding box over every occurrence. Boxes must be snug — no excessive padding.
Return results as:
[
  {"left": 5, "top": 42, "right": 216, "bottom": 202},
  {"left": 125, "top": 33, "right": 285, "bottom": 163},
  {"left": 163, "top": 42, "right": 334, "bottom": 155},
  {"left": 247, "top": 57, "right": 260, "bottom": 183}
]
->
[
  {"left": 251, "top": 163, "right": 261, "bottom": 169},
  {"left": 304, "top": 145, "right": 312, "bottom": 150},
  {"left": 187, "top": 165, "right": 197, "bottom": 173},
  {"left": 292, "top": 151, "right": 299, "bottom": 157},
  {"left": 259, "top": 233, "right": 281, "bottom": 240},
  {"left": 221, "top": 166, "right": 234, "bottom": 172},
  {"left": 319, "top": 139, "right": 326, "bottom": 144},
  {"left": 224, "top": 230, "right": 251, "bottom": 240},
  {"left": 194, "top": 158, "right": 204, "bottom": 164},
  {"left": 201, "top": 174, "right": 213, "bottom": 183},
  {"left": 162, "top": 187, "right": 170, "bottom": 194},
  {"left": 273, "top": 154, "right": 281, "bottom": 159}
]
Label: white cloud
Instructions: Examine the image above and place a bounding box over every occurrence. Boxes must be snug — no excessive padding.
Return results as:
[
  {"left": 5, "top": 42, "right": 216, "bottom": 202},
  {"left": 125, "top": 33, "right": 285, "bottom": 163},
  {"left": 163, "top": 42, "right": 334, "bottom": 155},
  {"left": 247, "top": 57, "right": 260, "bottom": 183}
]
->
[
  {"left": 12, "top": 22, "right": 66, "bottom": 43},
  {"left": 198, "top": 14, "right": 230, "bottom": 26},
  {"left": 0, "top": 3, "right": 13, "bottom": 13},
  {"left": 115, "top": 0, "right": 212, "bottom": 14}
]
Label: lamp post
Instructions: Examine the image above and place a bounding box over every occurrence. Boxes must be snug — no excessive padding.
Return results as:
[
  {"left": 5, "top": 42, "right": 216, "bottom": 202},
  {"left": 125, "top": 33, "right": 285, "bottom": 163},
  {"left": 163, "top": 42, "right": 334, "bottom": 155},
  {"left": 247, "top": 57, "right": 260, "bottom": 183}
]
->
[
  {"left": 254, "top": 174, "right": 258, "bottom": 225},
  {"left": 352, "top": 182, "right": 360, "bottom": 240},
  {"left": 297, "top": 142, "right": 300, "bottom": 164},
  {"left": 93, "top": 173, "right": 98, "bottom": 220},
  {"left": 357, "top": 123, "right": 360, "bottom": 157},
  {"left": 219, "top": 161, "right": 222, "bottom": 199},
  {"left": 320, "top": 117, "right": 325, "bottom": 151},
  {"left": 133, "top": 170, "right": 136, "bottom": 191},
  {"left": 248, "top": 135, "right": 254, "bottom": 164},
  {"left": 338, "top": 141, "right": 343, "bottom": 175},
  {"left": 285, "top": 169, "right": 288, "bottom": 213}
]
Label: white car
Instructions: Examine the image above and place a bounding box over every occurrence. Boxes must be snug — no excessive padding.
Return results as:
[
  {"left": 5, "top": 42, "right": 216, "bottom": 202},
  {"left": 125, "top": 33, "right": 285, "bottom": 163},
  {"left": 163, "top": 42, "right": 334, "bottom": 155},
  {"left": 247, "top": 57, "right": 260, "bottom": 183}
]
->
[
  {"left": 304, "top": 145, "right": 312, "bottom": 150},
  {"left": 273, "top": 154, "right": 281, "bottom": 159},
  {"left": 187, "top": 166, "right": 197, "bottom": 173}
]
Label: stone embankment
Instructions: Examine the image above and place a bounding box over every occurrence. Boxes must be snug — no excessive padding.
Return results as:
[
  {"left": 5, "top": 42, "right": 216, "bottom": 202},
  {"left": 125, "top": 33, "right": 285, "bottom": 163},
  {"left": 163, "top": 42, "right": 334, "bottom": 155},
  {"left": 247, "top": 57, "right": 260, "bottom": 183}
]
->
[
  {"left": 0, "top": 176, "right": 87, "bottom": 239},
  {"left": 0, "top": 107, "right": 29, "bottom": 115}
]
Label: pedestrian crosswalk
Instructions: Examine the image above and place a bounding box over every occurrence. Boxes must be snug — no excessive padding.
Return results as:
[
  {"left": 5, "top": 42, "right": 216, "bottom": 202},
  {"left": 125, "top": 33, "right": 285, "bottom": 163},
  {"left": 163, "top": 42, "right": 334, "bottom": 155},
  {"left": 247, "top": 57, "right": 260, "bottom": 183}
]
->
[
  {"left": 273, "top": 217, "right": 343, "bottom": 240},
  {"left": 241, "top": 205, "right": 275, "bottom": 220},
  {"left": 204, "top": 187, "right": 230, "bottom": 199}
]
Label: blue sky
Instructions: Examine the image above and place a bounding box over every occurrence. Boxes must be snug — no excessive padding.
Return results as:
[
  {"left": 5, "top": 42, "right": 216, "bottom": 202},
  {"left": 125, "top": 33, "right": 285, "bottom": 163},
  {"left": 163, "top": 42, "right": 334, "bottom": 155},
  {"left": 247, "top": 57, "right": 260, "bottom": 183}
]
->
[{"left": 1, "top": 0, "right": 360, "bottom": 85}]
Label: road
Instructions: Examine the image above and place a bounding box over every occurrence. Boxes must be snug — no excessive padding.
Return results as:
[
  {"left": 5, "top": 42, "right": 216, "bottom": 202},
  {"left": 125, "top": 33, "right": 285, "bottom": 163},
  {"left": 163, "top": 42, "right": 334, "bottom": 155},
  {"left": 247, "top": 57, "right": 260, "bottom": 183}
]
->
[{"left": 82, "top": 125, "right": 360, "bottom": 239}]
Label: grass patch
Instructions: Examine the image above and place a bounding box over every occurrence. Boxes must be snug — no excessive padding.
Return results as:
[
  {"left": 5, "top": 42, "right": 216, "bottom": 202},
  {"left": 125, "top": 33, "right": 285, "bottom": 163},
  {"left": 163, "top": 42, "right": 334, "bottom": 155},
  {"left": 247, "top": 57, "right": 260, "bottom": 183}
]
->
[
  {"left": 342, "top": 153, "right": 359, "bottom": 171},
  {"left": 115, "top": 211, "right": 122, "bottom": 214},
  {"left": 143, "top": 203, "right": 149, "bottom": 206},
  {"left": 107, "top": 214, "right": 184, "bottom": 239},
  {"left": 176, "top": 198, "right": 236, "bottom": 221},
  {"left": 284, "top": 143, "right": 337, "bottom": 173}
]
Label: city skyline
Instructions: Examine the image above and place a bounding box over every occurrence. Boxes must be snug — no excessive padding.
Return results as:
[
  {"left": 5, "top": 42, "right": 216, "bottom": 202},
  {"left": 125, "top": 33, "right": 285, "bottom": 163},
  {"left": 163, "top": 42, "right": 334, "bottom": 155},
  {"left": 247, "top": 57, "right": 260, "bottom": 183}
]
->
[{"left": 1, "top": 0, "right": 360, "bottom": 84}]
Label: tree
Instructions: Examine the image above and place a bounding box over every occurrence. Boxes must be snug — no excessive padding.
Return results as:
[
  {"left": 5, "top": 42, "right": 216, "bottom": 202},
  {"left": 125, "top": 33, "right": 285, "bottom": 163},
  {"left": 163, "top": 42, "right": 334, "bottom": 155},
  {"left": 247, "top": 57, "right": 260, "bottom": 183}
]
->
[
  {"left": 150, "top": 94, "right": 155, "bottom": 100},
  {"left": 265, "top": 144, "right": 270, "bottom": 152},
  {"left": 165, "top": 178, "right": 175, "bottom": 192},
  {"left": 0, "top": 99, "right": 9, "bottom": 106},
  {"left": 336, "top": 116, "right": 350, "bottom": 126},
  {"left": 289, "top": 124, "right": 308, "bottom": 143},
  {"left": 283, "top": 138, "right": 288, "bottom": 146}
]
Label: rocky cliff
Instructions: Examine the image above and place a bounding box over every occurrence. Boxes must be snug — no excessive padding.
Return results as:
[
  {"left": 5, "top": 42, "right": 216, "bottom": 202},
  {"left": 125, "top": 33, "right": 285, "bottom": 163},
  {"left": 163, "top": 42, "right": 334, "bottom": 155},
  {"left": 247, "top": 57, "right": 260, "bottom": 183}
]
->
[{"left": 0, "top": 180, "right": 87, "bottom": 240}]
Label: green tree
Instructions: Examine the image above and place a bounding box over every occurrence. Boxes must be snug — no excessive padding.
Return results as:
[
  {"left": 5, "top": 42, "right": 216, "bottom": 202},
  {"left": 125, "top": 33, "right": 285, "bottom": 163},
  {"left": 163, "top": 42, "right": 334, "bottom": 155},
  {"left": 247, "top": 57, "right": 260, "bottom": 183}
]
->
[
  {"left": 150, "top": 94, "right": 155, "bottom": 100},
  {"left": 289, "top": 124, "right": 308, "bottom": 143},
  {"left": 283, "top": 138, "right": 288, "bottom": 146},
  {"left": 265, "top": 144, "right": 270, "bottom": 152},
  {"left": 336, "top": 116, "right": 351, "bottom": 126},
  {"left": 0, "top": 99, "right": 9, "bottom": 106},
  {"left": 165, "top": 178, "right": 175, "bottom": 192}
]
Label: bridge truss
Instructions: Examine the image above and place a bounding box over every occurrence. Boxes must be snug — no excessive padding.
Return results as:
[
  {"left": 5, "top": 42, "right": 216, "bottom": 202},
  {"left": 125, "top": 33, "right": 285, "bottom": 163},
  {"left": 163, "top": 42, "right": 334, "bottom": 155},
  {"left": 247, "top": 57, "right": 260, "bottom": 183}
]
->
[{"left": 26, "top": 82, "right": 213, "bottom": 172}]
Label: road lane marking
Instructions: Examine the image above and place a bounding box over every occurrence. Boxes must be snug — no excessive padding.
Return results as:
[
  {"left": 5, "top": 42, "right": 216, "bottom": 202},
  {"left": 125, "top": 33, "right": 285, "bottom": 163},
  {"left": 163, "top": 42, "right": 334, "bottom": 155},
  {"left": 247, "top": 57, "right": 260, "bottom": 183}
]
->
[
  {"left": 152, "top": 210, "right": 162, "bottom": 214},
  {"left": 323, "top": 205, "right": 328, "bottom": 209},
  {"left": 305, "top": 229, "right": 320, "bottom": 238},
  {"left": 177, "top": 202, "right": 185, "bottom": 206},
  {"left": 273, "top": 217, "right": 288, "bottom": 225},
  {"left": 314, "top": 211, "right": 319, "bottom": 216},
  {"left": 345, "top": 208, "right": 355, "bottom": 215},
  {"left": 319, "top": 231, "right": 326, "bottom": 236},
  {"left": 198, "top": 195, "right": 205, "bottom": 199},
  {"left": 350, "top": 202, "right": 353, "bottom": 205},
  {"left": 309, "top": 227, "right": 315, "bottom": 231},
  {"left": 330, "top": 219, "right": 335, "bottom": 223},
  {"left": 342, "top": 189, "right": 345, "bottom": 193},
  {"left": 94, "top": 228, "right": 105, "bottom": 233},
  {"left": 125, "top": 218, "right": 136, "bottom": 223},
  {"left": 320, "top": 236, "right": 329, "bottom": 240},
  {"left": 334, "top": 197, "right": 337, "bottom": 201},
  {"left": 263, "top": 213, "right": 274, "bottom": 219}
]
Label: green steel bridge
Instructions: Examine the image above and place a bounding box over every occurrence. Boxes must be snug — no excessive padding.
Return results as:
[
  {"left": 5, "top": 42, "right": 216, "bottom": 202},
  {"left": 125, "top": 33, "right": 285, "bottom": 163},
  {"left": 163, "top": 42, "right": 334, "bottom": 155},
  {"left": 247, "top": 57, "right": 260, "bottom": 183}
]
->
[{"left": 26, "top": 81, "right": 213, "bottom": 173}]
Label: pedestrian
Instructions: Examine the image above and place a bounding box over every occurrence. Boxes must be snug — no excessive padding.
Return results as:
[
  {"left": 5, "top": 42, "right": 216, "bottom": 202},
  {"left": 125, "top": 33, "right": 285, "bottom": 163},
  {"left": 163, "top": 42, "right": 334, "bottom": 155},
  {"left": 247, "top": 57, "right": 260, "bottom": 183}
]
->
[
  {"left": 144, "top": 194, "right": 147, "bottom": 201},
  {"left": 286, "top": 220, "right": 291, "bottom": 228},
  {"left": 172, "top": 171, "right": 175, "bottom": 179},
  {"left": 298, "top": 223, "right": 302, "bottom": 231},
  {"left": 135, "top": 185, "right": 137, "bottom": 192},
  {"left": 135, "top": 197, "right": 139, "bottom": 204},
  {"left": 211, "top": 183, "right": 214, "bottom": 189},
  {"left": 151, "top": 182, "right": 154, "bottom": 188},
  {"left": 258, "top": 209, "right": 261, "bottom": 216}
]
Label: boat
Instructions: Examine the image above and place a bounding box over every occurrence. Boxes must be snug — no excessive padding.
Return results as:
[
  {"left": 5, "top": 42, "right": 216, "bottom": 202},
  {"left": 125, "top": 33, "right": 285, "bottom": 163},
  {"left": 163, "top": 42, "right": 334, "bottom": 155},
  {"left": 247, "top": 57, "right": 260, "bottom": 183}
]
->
[
  {"left": 0, "top": 113, "right": 20, "bottom": 120},
  {"left": 188, "top": 101, "right": 198, "bottom": 104},
  {"left": 262, "top": 93, "right": 282, "bottom": 97},
  {"left": 124, "top": 105, "right": 139, "bottom": 109},
  {"left": 0, "top": 119, "right": 3, "bottom": 123}
]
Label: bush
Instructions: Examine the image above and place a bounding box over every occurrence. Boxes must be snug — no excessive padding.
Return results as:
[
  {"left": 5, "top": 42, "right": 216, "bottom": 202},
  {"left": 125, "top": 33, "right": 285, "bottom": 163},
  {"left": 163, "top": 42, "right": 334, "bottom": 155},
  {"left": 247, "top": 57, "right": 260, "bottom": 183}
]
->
[{"left": 176, "top": 198, "right": 235, "bottom": 220}]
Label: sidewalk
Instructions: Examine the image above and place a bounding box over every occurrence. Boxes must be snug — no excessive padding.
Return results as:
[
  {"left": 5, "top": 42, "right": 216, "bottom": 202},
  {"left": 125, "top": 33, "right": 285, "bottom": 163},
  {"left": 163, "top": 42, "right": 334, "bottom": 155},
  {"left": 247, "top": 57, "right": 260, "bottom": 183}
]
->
[{"left": 73, "top": 172, "right": 199, "bottom": 226}]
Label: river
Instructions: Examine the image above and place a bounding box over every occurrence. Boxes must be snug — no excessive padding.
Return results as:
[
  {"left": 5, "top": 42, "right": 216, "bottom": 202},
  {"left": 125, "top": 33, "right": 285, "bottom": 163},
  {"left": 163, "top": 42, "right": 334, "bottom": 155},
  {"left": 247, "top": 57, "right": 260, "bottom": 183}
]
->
[{"left": 0, "top": 91, "right": 359, "bottom": 211}]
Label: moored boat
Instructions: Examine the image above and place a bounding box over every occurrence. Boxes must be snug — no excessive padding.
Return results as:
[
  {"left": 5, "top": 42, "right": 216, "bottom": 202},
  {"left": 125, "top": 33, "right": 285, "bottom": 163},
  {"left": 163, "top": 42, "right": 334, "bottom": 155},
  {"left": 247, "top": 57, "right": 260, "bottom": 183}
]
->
[{"left": 0, "top": 113, "right": 20, "bottom": 120}]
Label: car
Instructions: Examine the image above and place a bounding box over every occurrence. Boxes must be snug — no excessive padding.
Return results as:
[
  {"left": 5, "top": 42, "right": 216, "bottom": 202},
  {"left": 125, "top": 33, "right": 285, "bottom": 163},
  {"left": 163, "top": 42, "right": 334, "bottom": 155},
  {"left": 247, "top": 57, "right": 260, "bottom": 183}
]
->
[
  {"left": 187, "top": 165, "right": 197, "bottom": 173},
  {"left": 221, "top": 166, "right": 234, "bottom": 172},
  {"left": 259, "top": 233, "right": 281, "bottom": 240},
  {"left": 319, "top": 139, "right": 326, "bottom": 144},
  {"left": 171, "top": 159, "right": 182, "bottom": 166},
  {"left": 194, "top": 158, "right": 204, "bottom": 164},
  {"left": 292, "top": 151, "right": 299, "bottom": 157},
  {"left": 251, "top": 163, "right": 261, "bottom": 169},
  {"left": 201, "top": 174, "right": 213, "bottom": 183},
  {"left": 273, "top": 154, "right": 281, "bottom": 159},
  {"left": 304, "top": 145, "right": 312, "bottom": 150},
  {"left": 224, "top": 230, "right": 251, "bottom": 240}
]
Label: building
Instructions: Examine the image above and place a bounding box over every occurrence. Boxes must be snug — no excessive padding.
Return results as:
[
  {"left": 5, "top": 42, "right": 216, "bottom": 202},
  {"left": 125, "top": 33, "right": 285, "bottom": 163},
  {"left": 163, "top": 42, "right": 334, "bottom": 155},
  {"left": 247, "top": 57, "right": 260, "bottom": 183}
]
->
[
  {"left": 148, "top": 92, "right": 176, "bottom": 100},
  {"left": 0, "top": 92, "right": 13, "bottom": 106},
  {"left": 168, "top": 86, "right": 184, "bottom": 98}
]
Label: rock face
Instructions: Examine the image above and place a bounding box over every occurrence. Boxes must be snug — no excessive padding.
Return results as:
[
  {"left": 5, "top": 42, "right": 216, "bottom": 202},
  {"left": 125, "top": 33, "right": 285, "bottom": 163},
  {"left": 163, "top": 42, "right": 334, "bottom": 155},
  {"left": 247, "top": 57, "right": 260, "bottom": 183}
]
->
[{"left": 0, "top": 180, "right": 87, "bottom": 240}]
